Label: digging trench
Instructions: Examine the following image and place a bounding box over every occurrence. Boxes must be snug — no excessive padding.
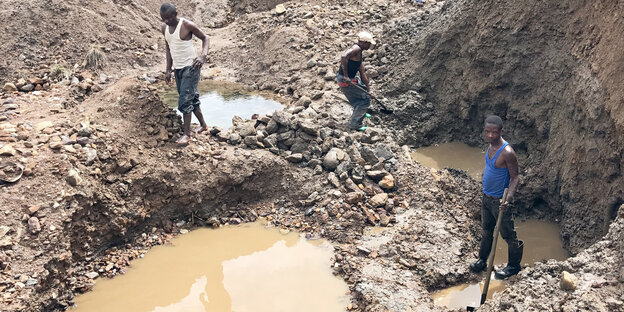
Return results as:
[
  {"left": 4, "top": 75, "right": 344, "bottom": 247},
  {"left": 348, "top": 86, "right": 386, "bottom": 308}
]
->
[{"left": 378, "top": 0, "right": 624, "bottom": 254}]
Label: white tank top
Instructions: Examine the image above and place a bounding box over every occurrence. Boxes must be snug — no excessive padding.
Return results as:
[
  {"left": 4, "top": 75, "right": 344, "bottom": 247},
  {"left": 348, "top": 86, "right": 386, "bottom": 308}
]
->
[{"left": 165, "top": 18, "right": 196, "bottom": 69}]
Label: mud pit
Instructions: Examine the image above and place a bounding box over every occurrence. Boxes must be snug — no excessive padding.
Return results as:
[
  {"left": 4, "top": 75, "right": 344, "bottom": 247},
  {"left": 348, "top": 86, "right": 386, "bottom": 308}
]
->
[
  {"left": 159, "top": 81, "right": 284, "bottom": 128},
  {"left": 71, "top": 221, "right": 349, "bottom": 312},
  {"left": 0, "top": 0, "right": 623, "bottom": 311},
  {"left": 432, "top": 219, "right": 569, "bottom": 310},
  {"left": 410, "top": 142, "right": 485, "bottom": 180}
]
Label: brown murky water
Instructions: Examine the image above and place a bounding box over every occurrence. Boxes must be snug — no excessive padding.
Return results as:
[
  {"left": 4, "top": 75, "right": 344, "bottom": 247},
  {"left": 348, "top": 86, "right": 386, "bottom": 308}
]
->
[
  {"left": 432, "top": 274, "right": 506, "bottom": 309},
  {"left": 410, "top": 142, "right": 485, "bottom": 180},
  {"left": 159, "top": 80, "right": 284, "bottom": 129},
  {"left": 432, "top": 220, "right": 569, "bottom": 309},
  {"left": 72, "top": 222, "right": 349, "bottom": 312}
]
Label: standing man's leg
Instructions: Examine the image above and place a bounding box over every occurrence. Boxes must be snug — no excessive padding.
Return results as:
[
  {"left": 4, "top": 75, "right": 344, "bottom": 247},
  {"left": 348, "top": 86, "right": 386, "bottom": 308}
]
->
[
  {"left": 340, "top": 86, "right": 370, "bottom": 130},
  {"left": 337, "top": 73, "right": 370, "bottom": 130},
  {"left": 176, "top": 67, "right": 195, "bottom": 145},
  {"left": 470, "top": 196, "right": 497, "bottom": 272},
  {"left": 351, "top": 94, "right": 370, "bottom": 130},
  {"left": 188, "top": 67, "right": 209, "bottom": 133},
  {"left": 352, "top": 78, "right": 371, "bottom": 129},
  {"left": 495, "top": 205, "right": 523, "bottom": 279}
]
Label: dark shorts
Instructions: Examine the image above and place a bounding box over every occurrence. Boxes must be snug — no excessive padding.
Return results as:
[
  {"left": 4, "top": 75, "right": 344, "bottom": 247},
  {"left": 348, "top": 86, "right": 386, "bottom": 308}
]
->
[{"left": 174, "top": 66, "right": 201, "bottom": 114}]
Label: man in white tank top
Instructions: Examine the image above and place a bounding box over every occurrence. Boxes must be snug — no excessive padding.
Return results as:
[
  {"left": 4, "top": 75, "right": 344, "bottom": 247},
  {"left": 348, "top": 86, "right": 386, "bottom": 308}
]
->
[{"left": 160, "top": 3, "right": 210, "bottom": 145}]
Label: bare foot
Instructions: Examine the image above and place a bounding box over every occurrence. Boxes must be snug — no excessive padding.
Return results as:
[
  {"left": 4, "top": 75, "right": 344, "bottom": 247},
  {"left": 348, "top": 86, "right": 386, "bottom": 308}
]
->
[
  {"left": 194, "top": 126, "right": 209, "bottom": 134},
  {"left": 176, "top": 135, "right": 190, "bottom": 145}
]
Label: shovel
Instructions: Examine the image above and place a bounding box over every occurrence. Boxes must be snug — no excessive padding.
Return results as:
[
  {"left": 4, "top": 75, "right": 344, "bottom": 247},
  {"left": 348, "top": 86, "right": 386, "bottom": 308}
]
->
[
  {"left": 346, "top": 81, "right": 394, "bottom": 114},
  {"left": 467, "top": 188, "right": 509, "bottom": 311}
]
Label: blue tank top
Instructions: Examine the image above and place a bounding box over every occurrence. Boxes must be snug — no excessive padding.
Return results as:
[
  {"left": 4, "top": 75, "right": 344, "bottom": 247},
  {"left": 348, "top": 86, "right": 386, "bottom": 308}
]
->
[{"left": 482, "top": 142, "right": 510, "bottom": 197}]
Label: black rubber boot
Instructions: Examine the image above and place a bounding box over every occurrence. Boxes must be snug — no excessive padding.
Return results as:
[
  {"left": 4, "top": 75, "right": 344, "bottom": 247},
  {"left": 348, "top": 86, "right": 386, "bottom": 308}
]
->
[
  {"left": 469, "top": 258, "right": 487, "bottom": 273},
  {"left": 495, "top": 240, "right": 524, "bottom": 279}
]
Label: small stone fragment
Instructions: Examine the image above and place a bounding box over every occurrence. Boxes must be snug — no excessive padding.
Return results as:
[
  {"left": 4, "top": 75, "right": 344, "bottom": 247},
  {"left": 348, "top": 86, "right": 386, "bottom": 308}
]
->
[
  {"left": 66, "top": 169, "right": 83, "bottom": 186},
  {"left": 20, "top": 84, "right": 34, "bottom": 92},
  {"left": 85, "top": 272, "right": 99, "bottom": 279},
  {"left": 28, "top": 217, "right": 41, "bottom": 234},
  {"left": 370, "top": 193, "right": 389, "bottom": 208},
  {"left": 561, "top": 271, "right": 578, "bottom": 290},
  {"left": 366, "top": 170, "right": 388, "bottom": 180},
  {"left": 379, "top": 174, "right": 395, "bottom": 189},
  {"left": 327, "top": 172, "right": 341, "bottom": 188},
  {"left": 0, "top": 144, "right": 16, "bottom": 156},
  {"left": 379, "top": 213, "right": 391, "bottom": 226},
  {"left": 285, "top": 153, "right": 303, "bottom": 163},
  {"left": 356, "top": 246, "right": 371, "bottom": 254},
  {"left": 275, "top": 3, "right": 286, "bottom": 14},
  {"left": 345, "top": 192, "right": 364, "bottom": 204},
  {"left": 49, "top": 141, "right": 62, "bottom": 150},
  {"left": 3, "top": 83, "right": 17, "bottom": 92},
  {"left": 27, "top": 205, "right": 40, "bottom": 215}
]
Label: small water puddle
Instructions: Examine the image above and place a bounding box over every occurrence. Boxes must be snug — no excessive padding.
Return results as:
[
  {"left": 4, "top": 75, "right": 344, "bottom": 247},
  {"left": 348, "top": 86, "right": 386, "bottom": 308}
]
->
[
  {"left": 159, "top": 80, "right": 284, "bottom": 129},
  {"left": 432, "top": 219, "right": 569, "bottom": 309},
  {"left": 410, "top": 142, "right": 485, "bottom": 180},
  {"left": 72, "top": 222, "right": 349, "bottom": 312}
]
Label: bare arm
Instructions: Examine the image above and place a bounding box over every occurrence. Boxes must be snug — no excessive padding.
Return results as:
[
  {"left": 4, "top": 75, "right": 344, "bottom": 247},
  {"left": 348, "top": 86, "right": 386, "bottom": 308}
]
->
[
  {"left": 162, "top": 24, "right": 173, "bottom": 84},
  {"left": 340, "top": 45, "right": 361, "bottom": 81},
  {"left": 502, "top": 147, "right": 520, "bottom": 204},
  {"left": 359, "top": 62, "right": 370, "bottom": 91},
  {"left": 185, "top": 20, "right": 210, "bottom": 69}
]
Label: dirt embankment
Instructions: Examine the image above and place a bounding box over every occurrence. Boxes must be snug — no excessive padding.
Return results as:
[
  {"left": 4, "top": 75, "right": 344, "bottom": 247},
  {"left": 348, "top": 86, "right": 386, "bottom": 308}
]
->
[
  {"left": 0, "top": 0, "right": 253, "bottom": 83},
  {"left": 379, "top": 0, "right": 624, "bottom": 253},
  {"left": 0, "top": 77, "right": 326, "bottom": 311}
]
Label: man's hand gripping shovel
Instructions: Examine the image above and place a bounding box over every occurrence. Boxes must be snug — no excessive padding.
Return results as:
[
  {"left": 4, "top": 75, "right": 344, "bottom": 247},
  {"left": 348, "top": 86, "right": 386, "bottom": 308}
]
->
[{"left": 345, "top": 80, "right": 394, "bottom": 114}]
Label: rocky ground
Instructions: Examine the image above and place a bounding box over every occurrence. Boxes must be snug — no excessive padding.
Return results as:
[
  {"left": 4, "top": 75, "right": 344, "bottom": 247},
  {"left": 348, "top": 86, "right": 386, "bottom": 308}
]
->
[{"left": 0, "top": 0, "right": 622, "bottom": 311}]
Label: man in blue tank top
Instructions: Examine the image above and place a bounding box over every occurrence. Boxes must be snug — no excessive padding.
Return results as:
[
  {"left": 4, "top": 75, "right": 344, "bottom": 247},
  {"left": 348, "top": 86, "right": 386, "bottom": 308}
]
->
[{"left": 469, "top": 115, "right": 523, "bottom": 279}]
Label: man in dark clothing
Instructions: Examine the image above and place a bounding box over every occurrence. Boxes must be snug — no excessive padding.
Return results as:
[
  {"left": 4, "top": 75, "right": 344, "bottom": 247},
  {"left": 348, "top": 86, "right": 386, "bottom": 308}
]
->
[
  {"left": 336, "top": 31, "right": 375, "bottom": 131},
  {"left": 470, "top": 115, "right": 523, "bottom": 279}
]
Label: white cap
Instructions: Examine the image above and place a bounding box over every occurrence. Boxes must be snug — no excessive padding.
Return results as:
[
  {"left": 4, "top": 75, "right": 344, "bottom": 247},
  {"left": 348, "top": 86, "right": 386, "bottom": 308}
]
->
[{"left": 358, "top": 31, "right": 376, "bottom": 45}]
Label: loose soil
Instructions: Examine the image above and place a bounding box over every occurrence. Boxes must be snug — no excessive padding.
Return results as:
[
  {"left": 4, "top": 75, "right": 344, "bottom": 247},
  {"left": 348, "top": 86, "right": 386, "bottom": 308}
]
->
[{"left": 0, "top": 0, "right": 622, "bottom": 311}]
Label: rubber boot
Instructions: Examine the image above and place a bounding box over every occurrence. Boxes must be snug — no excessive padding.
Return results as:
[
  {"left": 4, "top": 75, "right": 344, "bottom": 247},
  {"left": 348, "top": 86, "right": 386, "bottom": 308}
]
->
[
  {"left": 469, "top": 258, "right": 487, "bottom": 273},
  {"left": 495, "top": 240, "right": 523, "bottom": 279}
]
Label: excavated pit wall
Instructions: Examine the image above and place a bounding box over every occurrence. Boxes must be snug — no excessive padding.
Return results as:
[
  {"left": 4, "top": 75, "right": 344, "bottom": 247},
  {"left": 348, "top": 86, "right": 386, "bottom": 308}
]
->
[
  {"left": 379, "top": 0, "right": 624, "bottom": 253},
  {"left": 14, "top": 82, "right": 323, "bottom": 312}
]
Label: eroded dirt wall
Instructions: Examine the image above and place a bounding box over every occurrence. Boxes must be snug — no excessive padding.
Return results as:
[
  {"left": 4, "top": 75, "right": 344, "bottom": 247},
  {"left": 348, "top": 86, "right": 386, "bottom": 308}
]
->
[{"left": 380, "top": 0, "right": 624, "bottom": 253}]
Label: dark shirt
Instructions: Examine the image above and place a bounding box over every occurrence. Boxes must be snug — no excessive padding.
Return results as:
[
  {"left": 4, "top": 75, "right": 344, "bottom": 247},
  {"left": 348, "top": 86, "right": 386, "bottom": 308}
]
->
[{"left": 338, "top": 55, "right": 363, "bottom": 79}]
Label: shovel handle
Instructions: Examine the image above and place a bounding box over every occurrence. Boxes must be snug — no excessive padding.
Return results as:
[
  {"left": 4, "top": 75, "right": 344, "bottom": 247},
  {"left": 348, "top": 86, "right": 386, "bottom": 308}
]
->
[
  {"left": 480, "top": 188, "right": 509, "bottom": 305},
  {"left": 346, "top": 81, "right": 393, "bottom": 111}
]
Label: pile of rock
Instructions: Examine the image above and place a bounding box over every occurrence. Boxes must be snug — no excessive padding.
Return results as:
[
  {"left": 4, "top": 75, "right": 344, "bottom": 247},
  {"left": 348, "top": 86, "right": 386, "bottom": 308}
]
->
[
  {"left": 68, "top": 71, "right": 106, "bottom": 102},
  {"left": 212, "top": 105, "right": 402, "bottom": 226},
  {"left": 2, "top": 70, "right": 106, "bottom": 103},
  {"left": 3, "top": 77, "right": 49, "bottom": 93}
]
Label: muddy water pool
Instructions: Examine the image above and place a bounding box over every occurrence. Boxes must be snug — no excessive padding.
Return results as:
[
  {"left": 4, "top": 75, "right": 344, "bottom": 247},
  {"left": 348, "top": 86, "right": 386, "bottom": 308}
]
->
[
  {"left": 160, "top": 80, "right": 283, "bottom": 129},
  {"left": 410, "top": 142, "right": 485, "bottom": 180},
  {"left": 431, "top": 219, "right": 569, "bottom": 309},
  {"left": 72, "top": 222, "right": 349, "bottom": 312}
]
